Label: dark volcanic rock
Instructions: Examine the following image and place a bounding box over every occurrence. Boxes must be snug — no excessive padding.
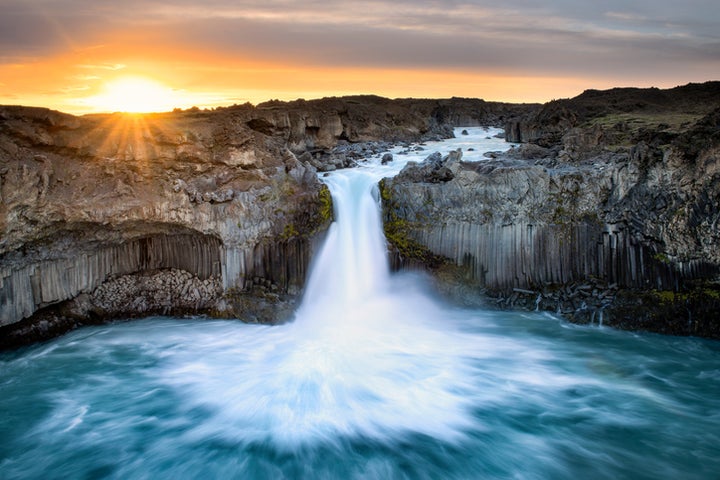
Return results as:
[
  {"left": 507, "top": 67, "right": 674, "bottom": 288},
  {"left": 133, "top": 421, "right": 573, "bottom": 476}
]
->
[
  {"left": 504, "top": 82, "right": 720, "bottom": 148},
  {"left": 383, "top": 82, "right": 720, "bottom": 338},
  {"left": 395, "top": 149, "right": 462, "bottom": 183},
  {"left": 3, "top": 84, "right": 720, "bottom": 344},
  {"left": 0, "top": 95, "right": 528, "bottom": 347},
  {"left": 0, "top": 106, "right": 335, "bottom": 347}
]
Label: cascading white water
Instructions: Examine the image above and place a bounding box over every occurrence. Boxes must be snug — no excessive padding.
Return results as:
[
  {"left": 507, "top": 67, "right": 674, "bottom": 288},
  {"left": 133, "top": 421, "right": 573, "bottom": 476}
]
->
[
  {"left": 197, "top": 128, "right": 536, "bottom": 447},
  {"left": 300, "top": 128, "right": 513, "bottom": 312},
  {"left": 223, "top": 145, "right": 490, "bottom": 447},
  {"left": 299, "top": 171, "right": 390, "bottom": 310},
  {"left": 154, "top": 129, "right": 522, "bottom": 448}
]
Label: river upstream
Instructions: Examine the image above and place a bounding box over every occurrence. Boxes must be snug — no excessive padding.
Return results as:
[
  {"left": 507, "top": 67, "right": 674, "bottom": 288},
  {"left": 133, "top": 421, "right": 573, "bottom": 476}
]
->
[{"left": 1, "top": 129, "right": 719, "bottom": 479}]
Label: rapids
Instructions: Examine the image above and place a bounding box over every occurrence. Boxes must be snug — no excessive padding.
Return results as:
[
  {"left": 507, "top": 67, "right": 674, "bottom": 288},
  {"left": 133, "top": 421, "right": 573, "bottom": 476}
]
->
[{"left": 1, "top": 128, "right": 719, "bottom": 479}]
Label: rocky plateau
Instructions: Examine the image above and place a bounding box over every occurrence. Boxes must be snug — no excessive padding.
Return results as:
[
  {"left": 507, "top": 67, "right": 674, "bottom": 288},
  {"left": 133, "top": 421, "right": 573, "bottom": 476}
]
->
[{"left": 382, "top": 82, "right": 720, "bottom": 337}]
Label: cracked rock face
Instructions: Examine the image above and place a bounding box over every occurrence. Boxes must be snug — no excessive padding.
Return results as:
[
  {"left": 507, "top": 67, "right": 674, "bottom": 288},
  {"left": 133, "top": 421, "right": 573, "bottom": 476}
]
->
[
  {"left": 384, "top": 147, "right": 718, "bottom": 290},
  {"left": 3, "top": 86, "right": 718, "bottom": 343}
]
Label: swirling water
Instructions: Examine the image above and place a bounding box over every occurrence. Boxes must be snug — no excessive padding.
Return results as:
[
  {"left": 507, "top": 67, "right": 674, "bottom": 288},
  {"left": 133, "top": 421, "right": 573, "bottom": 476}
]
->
[{"left": 2, "top": 129, "right": 720, "bottom": 479}]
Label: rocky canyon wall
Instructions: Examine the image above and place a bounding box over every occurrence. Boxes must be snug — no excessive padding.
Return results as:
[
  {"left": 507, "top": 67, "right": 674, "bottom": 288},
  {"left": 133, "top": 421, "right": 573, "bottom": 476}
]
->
[
  {"left": 4, "top": 85, "right": 718, "bottom": 343},
  {"left": 382, "top": 147, "right": 719, "bottom": 291},
  {"left": 382, "top": 84, "right": 720, "bottom": 337},
  {"left": 0, "top": 105, "right": 333, "bottom": 345},
  {"left": 0, "top": 96, "right": 523, "bottom": 346}
]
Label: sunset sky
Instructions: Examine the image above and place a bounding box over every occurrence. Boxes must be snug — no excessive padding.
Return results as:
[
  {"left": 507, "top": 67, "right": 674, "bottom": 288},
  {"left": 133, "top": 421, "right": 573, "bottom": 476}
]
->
[{"left": 1, "top": 0, "right": 718, "bottom": 114}]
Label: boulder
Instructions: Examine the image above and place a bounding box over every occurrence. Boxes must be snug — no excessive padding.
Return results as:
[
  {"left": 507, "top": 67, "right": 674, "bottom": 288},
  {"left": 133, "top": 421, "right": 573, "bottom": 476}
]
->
[{"left": 394, "top": 150, "right": 460, "bottom": 183}]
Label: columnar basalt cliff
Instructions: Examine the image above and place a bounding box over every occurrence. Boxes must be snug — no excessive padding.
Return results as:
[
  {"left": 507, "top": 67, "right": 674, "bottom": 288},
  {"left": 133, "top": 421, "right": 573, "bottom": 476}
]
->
[
  {"left": 0, "top": 97, "right": 525, "bottom": 347},
  {"left": 382, "top": 83, "right": 720, "bottom": 338},
  {"left": 0, "top": 106, "right": 332, "bottom": 346}
]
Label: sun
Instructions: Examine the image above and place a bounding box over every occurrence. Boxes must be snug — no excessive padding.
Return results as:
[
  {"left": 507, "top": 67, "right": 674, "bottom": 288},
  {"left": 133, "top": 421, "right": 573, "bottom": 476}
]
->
[{"left": 87, "top": 76, "right": 181, "bottom": 113}]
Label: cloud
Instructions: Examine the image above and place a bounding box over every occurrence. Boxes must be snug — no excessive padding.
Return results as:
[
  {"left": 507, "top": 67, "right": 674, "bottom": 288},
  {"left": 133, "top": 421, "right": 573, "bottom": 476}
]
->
[
  {"left": 76, "top": 63, "right": 126, "bottom": 71},
  {"left": 0, "top": 0, "right": 717, "bottom": 83},
  {"left": 148, "top": 5, "right": 717, "bottom": 79},
  {"left": 72, "top": 74, "right": 101, "bottom": 81}
]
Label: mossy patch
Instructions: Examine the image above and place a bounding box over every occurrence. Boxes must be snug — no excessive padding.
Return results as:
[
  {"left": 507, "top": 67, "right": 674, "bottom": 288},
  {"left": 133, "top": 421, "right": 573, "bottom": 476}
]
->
[
  {"left": 605, "top": 284, "right": 720, "bottom": 338},
  {"left": 585, "top": 112, "right": 702, "bottom": 149},
  {"left": 379, "top": 178, "right": 392, "bottom": 202},
  {"left": 650, "top": 284, "right": 720, "bottom": 305},
  {"left": 653, "top": 253, "right": 671, "bottom": 264},
  {"left": 379, "top": 178, "right": 448, "bottom": 268},
  {"left": 384, "top": 218, "right": 434, "bottom": 263},
  {"left": 280, "top": 223, "right": 299, "bottom": 240},
  {"left": 318, "top": 184, "right": 333, "bottom": 223},
  {"left": 275, "top": 183, "right": 333, "bottom": 240}
]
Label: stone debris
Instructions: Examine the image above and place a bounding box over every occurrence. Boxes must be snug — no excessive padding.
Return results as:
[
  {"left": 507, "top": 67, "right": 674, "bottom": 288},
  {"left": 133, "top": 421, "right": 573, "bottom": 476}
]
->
[
  {"left": 91, "top": 269, "right": 222, "bottom": 315},
  {"left": 494, "top": 280, "right": 619, "bottom": 316}
]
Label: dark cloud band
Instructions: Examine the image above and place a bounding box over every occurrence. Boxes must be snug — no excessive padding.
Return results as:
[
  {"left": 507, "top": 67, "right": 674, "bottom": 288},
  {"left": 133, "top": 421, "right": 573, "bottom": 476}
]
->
[{"left": 0, "top": 0, "right": 717, "bottom": 80}]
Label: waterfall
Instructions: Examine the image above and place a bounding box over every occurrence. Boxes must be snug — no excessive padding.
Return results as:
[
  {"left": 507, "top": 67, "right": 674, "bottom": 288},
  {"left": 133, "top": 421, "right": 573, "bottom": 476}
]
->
[
  {"left": 141, "top": 128, "right": 518, "bottom": 447},
  {"left": 298, "top": 126, "right": 515, "bottom": 319},
  {"left": 299, "top": 171, "right": 390, "bottom": 311},
  {"left": 209, "top": 134, "right": 514, "bottom": 446}
]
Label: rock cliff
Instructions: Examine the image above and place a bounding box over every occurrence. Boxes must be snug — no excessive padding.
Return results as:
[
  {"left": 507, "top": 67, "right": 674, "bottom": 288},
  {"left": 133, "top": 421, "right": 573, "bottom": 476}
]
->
[
  {"left": 0, "top": 96, "right": 523, "bottom": 347},
  {"left": 383, "top": 83, "right": 720, "bottom": 338},
  {"left": 4, "top": 85, "right": 718, "bottom": 345},
  {"left": 0, "top": 106, "right": 333, "bottom": 346}
]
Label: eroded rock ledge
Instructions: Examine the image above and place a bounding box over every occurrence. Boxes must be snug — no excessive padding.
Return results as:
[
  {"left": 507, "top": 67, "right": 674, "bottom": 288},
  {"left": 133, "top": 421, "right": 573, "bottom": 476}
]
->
[{"left": 3, "top": 85, "right": 719, "bottom": 345}]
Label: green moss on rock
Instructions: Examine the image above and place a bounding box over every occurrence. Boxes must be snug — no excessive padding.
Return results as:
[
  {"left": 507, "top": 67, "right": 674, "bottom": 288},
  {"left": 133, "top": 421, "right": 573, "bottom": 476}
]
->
[
  {"left": 280, "top": 223, "right": 299, "bottom": 240},
  {"left": 604, "top": 284, "right": 720, "bottom": 338},
  {"left": 380, "top": 178, "right": 447, "bottom": 268},
  {"left": 318, "top": 184, "right": 333, "bottom": 223},
  {"left": 279, "top": 183, "right": 333, "bottom": 240}
]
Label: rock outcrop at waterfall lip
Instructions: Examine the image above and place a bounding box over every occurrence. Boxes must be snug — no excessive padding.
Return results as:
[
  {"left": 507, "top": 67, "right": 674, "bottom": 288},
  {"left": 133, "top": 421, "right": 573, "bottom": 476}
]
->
[
  {"left": 243, "top": 95, "right": 531, "bottom": 171},
  {"left": 383, "top": 81, "right": 720, "bottom": 338}
]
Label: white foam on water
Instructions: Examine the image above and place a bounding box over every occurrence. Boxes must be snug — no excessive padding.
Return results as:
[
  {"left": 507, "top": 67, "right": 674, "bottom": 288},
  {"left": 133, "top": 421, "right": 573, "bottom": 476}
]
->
[{"left": 157, "top": 128, "right": 545, "bottom": 448}]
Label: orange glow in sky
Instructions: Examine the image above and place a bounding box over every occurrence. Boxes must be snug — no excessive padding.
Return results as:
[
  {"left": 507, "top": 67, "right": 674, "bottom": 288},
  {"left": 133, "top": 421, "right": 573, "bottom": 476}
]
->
[
  {"left": 82, "top": 76, "right": 181, "bottom": 113},
  {"left": 0, "top": 1, "right": 717, "bottom": 114},
  {"left": 0, "top": 47, "right": 621, "bottom": 115}
]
